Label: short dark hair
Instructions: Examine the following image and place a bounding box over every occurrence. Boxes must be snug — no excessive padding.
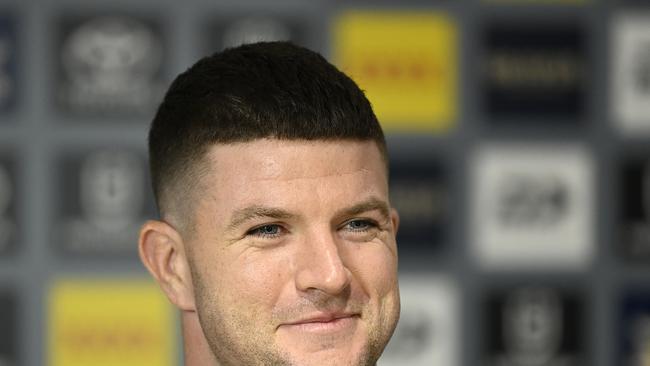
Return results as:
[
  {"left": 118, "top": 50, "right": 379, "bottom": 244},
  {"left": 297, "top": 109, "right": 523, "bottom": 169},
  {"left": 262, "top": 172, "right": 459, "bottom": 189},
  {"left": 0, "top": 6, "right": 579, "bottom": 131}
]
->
[{"left": 148, "top": 41, "right": 387, "bottom": 222}]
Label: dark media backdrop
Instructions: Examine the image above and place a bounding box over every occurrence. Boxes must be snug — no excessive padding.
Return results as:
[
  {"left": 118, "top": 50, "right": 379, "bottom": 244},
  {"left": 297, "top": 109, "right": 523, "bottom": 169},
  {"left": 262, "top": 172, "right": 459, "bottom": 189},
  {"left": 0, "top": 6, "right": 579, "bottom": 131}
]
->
[{"left": 0, "top": 0, "right": 649, "bottom": 365}]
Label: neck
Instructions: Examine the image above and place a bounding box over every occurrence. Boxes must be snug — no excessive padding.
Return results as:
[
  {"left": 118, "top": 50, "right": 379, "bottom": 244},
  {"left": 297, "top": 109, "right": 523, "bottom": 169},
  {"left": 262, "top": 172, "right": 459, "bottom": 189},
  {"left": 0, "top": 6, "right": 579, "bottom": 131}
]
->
[{"left": 182, "top": 310, "right": 219, "bottom": 366}]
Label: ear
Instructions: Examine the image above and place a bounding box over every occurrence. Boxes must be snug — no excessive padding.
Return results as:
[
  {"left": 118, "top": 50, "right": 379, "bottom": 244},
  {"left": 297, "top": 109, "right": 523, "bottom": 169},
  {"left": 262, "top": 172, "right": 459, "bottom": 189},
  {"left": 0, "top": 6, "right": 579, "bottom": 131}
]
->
[
  {"left": 138, "top": 220, "right": 196, "bottom": 311},
  {"left": 390, "top": 207, "right": 400, "bottom": 235}
]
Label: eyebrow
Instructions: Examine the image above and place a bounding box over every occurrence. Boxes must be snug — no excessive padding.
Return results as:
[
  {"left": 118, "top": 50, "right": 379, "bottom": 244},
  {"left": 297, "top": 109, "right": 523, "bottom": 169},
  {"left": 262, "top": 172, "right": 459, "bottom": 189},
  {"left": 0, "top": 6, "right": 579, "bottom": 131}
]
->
[
  {"left": 226, "top": 197, "right": 391, "bottom": 232},
  {"left": 334, "top": 197, "right": 391, "bottom": 223},
  {"left": 226, "top": 206, "right": 296, "bottom": 232}
]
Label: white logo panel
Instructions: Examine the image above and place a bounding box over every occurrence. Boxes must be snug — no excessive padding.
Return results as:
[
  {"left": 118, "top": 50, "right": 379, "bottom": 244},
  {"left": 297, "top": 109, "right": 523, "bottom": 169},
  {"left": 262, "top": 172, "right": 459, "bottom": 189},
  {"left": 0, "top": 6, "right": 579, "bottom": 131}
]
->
[
  {"left": 611, "top": 13, "right": 650, "bottom": 134},
  {"left": 470, "top": 144, "right": 595, "bottom": 270},
  {"left": 379, "top": 275, "right": 459, "bottom": 366}
]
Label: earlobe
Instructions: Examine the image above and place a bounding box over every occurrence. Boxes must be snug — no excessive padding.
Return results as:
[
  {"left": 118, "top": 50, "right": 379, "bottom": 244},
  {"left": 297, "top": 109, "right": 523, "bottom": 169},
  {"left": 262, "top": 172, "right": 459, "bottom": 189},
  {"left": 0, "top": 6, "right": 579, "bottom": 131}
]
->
[{"left": 138, "top": 220, "right": 196, "bottom": 311}]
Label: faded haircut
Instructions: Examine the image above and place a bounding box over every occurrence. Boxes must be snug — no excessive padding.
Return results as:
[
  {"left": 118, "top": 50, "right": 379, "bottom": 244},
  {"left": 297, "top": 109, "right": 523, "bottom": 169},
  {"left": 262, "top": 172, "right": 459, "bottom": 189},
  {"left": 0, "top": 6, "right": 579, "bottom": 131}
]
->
[{"left": 148, "top": 41, "right": 387, "bottom": 225}]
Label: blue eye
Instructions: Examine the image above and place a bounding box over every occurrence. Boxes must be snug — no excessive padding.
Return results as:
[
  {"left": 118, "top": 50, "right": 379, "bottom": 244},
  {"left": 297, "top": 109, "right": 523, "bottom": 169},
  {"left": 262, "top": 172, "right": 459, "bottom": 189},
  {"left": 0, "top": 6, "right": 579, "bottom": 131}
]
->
[
  {"left": 249, "top": 224, "right": 283, "bottom": 238},
  {"left": 345, "top": 219, "right": 375, "bottom": 232}
]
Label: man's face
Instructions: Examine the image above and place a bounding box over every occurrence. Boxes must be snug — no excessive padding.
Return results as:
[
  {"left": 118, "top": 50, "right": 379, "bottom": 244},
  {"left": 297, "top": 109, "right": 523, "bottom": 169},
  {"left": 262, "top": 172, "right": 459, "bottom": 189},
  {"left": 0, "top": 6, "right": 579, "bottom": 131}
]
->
[{"left": 185, "top": 138, "right": 400, "bottom": 366}]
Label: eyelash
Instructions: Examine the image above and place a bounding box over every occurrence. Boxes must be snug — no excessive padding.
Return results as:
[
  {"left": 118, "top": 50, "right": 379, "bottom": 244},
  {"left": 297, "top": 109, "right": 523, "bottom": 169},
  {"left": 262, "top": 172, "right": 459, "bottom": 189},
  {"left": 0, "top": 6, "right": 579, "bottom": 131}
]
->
[
  {"left": 247, "top": 224, "right": 284, "bottom": 239},
  {"left": 343, "top": 219, "right": 378, "bottom": 233},
  {"left": 246, "top": 219, "right": 379, "bottom": 239}
]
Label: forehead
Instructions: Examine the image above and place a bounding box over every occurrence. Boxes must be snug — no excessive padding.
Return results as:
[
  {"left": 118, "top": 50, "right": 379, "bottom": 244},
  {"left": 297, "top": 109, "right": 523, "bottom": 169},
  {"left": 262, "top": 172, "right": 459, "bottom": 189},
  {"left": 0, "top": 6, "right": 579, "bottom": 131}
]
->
[
  {"left": 206, "top": 139, "right": 386, "bottom": 180},
  {"left": 200, "top": 139, "right": 388, "bottom": 209}
]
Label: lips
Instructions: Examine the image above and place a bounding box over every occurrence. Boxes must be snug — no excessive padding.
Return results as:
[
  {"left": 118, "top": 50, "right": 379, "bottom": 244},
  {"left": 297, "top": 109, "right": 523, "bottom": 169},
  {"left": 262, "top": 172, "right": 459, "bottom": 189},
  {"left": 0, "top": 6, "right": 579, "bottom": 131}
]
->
[
  {"left": 286, "top": 312, "right": 358, "bottom": 325},
  {"left": 279, "top": 312, "right": 360, "bottom": 334}
]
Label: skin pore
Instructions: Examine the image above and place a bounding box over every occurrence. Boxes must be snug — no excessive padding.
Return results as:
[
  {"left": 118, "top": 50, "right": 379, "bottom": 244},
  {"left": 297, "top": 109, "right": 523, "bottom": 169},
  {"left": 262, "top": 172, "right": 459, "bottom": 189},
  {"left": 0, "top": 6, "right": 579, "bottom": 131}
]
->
[{"left": 139, "top": 139, "right": 400, "bottom": 366}]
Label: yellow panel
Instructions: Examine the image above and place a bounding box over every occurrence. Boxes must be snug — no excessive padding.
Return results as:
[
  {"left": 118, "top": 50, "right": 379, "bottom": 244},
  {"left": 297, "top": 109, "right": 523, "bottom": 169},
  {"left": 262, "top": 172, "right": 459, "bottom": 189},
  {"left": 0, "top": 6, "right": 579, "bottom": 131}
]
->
[
  {"left": 48, "top": 279, "right": 176, "bottom": 366},
  {"left": 333, "top": 11, "right": 458, "bottom": 132}
]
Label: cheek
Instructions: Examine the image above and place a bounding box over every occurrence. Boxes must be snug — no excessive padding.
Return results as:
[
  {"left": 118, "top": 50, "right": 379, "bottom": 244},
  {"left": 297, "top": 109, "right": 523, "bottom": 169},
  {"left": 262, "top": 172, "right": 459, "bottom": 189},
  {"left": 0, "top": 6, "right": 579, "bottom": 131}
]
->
[
  {"left": 224, "top": 250, "right": 293, "bottom": 305},
  {"left": 347, "top": 244, "right": 398, "bottom": 297}
]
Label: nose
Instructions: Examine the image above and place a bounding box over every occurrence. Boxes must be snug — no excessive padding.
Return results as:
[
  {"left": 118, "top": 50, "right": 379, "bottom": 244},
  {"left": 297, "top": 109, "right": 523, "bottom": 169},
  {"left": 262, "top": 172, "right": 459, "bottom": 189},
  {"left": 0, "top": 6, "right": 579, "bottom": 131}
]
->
[{"left": 294, "top": 228, "right": 352, "bottom": 295}]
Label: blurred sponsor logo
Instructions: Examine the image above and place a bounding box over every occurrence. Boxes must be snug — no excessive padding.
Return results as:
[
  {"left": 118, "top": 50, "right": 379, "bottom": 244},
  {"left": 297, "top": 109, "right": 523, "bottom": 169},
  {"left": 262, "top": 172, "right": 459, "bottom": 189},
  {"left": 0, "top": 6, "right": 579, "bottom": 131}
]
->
[
  {"left": 333, "top": 12, "right": 457, "bottom": 131},
  {"left": 56, "top": 15, "right": 165, "bottom": 116},
  {"left": 470, "top": 144, "right": 594, "bottom": 270},
  {"left": 611, "top": 13, "right": 650, "bottom": 134},
  {"left": 497, "top": 174, "right": 568, "bottom": 228},
  {"left": 48, "top": 279, "right": 175, "bottom": 366},
  {"left": 56, "top": 149, "right": 154, "bottom": 255},
  {"left": 380, "top": 275, "right": 459, "bottom": 366},
  {"left": 0, "top": 292, "right": 16, "bottom": 366},
  {"left": 620, "top": 290, "right": 650, "bottom": 366},
  {"left": 485, "top": 286, "right": 585, "bottom": 366},
  {"left": 484, "top": 22, "right": 586, "bottom": 121},
  {"left": 0, "top": 159, "right": 16, "bottom": 255},
  {"left": 621, "top": 155, "right": 650, "bottom": 261},
  {"left": 488, "top": 51, "right": 582, "bottom": 88},
  {"left": 0, "top": 16, "right": 16, "bottom": 112},
  {"left": 389, "top": 157, "right": 447, "bottom": 255}
]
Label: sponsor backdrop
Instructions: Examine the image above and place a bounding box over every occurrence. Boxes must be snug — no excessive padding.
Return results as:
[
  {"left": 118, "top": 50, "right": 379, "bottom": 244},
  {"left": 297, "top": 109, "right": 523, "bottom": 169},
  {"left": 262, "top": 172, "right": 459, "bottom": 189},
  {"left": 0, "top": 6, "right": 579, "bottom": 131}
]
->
[{"left": 0, "top": 0, "right": 645, "bottom": 365}]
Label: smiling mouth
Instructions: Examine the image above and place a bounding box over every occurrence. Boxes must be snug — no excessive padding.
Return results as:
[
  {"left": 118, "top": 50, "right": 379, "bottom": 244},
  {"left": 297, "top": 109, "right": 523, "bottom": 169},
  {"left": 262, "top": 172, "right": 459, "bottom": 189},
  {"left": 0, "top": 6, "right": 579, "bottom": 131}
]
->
[{"left": 280, "top": 313, "right": 360, "bottom": 333}]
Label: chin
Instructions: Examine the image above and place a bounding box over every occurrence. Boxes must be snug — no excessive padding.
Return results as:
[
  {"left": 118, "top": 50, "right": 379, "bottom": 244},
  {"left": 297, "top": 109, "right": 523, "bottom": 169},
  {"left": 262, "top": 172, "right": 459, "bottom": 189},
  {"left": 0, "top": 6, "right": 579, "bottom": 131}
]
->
[
  {"left": 282, "top": 341, "right": 378, "bottom": 366},
  {"left": 289, "top": 353, "right": 369, "bottom": 366}
]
